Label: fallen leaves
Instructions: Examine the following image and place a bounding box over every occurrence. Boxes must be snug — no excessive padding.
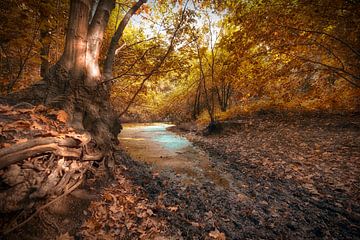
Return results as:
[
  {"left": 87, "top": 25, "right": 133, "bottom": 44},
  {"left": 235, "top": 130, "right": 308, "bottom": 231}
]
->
[
  {"left": 56, "top": 110, "right": 68, "bottom": 123},
  {"left": 209, "top": 229, "right": 226, "bottom": 240},
  {"left": 0, "top": 104, "right": 100, "bottom": 237},
  {"left": 103, "top": 192, "right": 114, "bottom": 202},
  {"left": 167, "top": 206, "right": 178, "bottom": 212},
  {"left": 80, "top": 167, "right": 171, "bottom": 239},
  {"left": 183, "top": 114, "right": 360, "bottom": 239},
  {"left": 0, "top": 104, "right": 72, "bottom": 149},
  {"left": 2, "top": 110, "right": 358, "bottom": 239}
]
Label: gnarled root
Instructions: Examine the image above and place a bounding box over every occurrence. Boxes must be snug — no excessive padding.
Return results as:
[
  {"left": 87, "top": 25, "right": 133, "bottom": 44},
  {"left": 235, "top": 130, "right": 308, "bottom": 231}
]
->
[{"left": 0, "top": 103, "right": 113, "bottom": 235}]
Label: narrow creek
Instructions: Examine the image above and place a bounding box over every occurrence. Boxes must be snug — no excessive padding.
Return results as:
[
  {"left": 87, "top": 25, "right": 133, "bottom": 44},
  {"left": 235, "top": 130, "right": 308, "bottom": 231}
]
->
[{"left": 119, "top": 123, "right": 238, "bottom": 192}]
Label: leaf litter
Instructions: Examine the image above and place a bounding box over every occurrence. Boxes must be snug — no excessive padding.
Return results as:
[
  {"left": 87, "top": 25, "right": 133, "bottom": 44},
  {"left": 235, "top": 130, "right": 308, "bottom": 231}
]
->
[{"left": 1, "top": 108, "right": 359, "bottom": 239}]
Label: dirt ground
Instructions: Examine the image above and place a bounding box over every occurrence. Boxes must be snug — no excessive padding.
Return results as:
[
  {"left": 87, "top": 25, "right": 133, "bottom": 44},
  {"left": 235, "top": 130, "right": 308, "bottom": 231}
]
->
[
  {"left": 79, "top": 113, "right": 360, "bottom": 239},
  {"left": 2, "top": 113, "right": 360, "bottom": 239},
  {"left": 179, "top": 113, "right": 360, "bottom": 239}
]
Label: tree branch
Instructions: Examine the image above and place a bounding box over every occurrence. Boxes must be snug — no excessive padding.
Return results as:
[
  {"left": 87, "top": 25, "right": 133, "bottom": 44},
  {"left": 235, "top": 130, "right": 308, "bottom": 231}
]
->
[
  {"left": 103, "top": 0, "right": 147, "bottom": 79},
  {"left": 275, "top": 24, "right": 360, "bottom": 58},
  {"left": 119, "top": 0, "right": 190, "bottom": 117},
  {"left": 291, "top": 54, "right": 360, "bottom": 87}
]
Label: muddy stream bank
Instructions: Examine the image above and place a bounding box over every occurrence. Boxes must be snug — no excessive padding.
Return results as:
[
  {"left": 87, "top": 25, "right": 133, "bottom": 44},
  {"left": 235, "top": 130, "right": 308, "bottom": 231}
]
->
[
  {"left": 119, "top": 123, "right": 235, "bottom": 191},
  {"left": 117, "top": 116, "right": 360, "bottom": 239}
]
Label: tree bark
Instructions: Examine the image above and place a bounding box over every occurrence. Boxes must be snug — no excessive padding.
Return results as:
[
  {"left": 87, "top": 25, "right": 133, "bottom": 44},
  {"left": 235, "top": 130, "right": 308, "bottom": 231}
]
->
[
  {"left": 58, "top": 0, "right": 90, "bottom": 77},
  {"left": 44, "top": 0, "right": 120, "bottom": 149},
  {"left": 39, "top": 9, "right": 51, "bottom": 78},
  {"left": 40, "top": 29, "right": 50, "bottom": 78},
  {"left": 86, "top": 0, "right": 115, "bottom": 86}
]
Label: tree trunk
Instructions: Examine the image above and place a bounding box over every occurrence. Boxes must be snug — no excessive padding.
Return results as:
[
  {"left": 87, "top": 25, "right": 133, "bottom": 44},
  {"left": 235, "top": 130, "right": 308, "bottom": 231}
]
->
[
  {"left": 11, "top": 0, "right": 143, "bottom": 148},
  {"left": 45, "top": 0, "right": 120, "bottom": 149},
  {"left": 86, "top": 0, "right": 114, "bottom": 86},
  {"left": 39, "top": 29, "right": 50, "bottom": 78},
  {"left": 39, "top": 9, "right": 51, "bottom": 78}
]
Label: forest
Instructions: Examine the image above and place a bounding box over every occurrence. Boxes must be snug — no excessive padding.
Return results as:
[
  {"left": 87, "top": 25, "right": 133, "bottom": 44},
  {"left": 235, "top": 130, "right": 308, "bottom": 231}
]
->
[{"left": 0, "top": 0, "right": 359, "bottom": 239}]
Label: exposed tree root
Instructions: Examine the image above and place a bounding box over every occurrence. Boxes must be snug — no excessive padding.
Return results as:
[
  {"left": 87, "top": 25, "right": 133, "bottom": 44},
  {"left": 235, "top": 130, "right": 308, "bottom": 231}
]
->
[
  {"left": 0, "top": 137, "right": 80, "bottom": 169},
  {"left": 3, "top": 175, "right": 84, "bottom": 235},
  {"left": 0, "top": 103, "right": 112, "bottom": 235}
]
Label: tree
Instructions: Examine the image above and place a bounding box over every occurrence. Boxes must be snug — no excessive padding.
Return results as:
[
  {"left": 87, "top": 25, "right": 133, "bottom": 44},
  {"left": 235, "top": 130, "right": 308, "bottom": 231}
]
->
[
  {"left": 33, "top": 0, "right": 149, "bottom": 151},
  {"left": 222, "top": 0, "right": 360, "bottom": 110}
]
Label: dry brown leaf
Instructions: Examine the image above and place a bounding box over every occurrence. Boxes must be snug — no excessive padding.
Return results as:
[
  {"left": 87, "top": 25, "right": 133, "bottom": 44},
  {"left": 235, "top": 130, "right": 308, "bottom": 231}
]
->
[
  {"left": 209, "top": 229, "right": 226, "bottom": 240},
  {"left": 103, "top": 192, "right": 113, "bottom": 201},
  {"left": 167, "top": 206, "right": 178, "bottom": 212},
  {"left": 126, "top": 195, "right": 135, "bottom": 203},
  {"left": 57, "top": 110, "right": 69, "bottom": 123},
  {"left": 147, "top": 209, "right": 154, "bottom": 216},
  {"left": 109, "top": 205, "right": 121, "bottom": 213}
]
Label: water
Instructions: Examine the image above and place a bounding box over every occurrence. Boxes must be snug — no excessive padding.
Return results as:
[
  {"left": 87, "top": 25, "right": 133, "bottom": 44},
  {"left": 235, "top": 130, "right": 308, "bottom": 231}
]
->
[{"left": 119, "top": 123, "right": 237, "bottom": 190}]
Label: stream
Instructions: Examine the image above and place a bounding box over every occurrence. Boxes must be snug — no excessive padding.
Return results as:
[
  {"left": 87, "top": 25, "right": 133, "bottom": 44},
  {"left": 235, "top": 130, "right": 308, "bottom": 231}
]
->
[{"left": 119, "top": 123, "right": 237, "bottom": 191}]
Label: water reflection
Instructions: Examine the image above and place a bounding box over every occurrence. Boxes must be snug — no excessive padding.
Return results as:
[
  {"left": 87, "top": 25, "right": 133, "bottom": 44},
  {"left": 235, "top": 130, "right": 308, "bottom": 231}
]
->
[
  {"left": 119, "top": 123, "right": 235, "bottom": 191},
  {"left": 152, "top": 134, "right": 190, "bottom": 150}
]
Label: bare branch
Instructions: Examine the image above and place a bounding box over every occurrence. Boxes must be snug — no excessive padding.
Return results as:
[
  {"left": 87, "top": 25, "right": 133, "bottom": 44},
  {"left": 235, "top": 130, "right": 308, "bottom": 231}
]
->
[
  {"left": 119, "top": 0, "right": 190, "bottom": 117},
  {"left": 275, "top": 24, "right": 360, "bottom": 58}
]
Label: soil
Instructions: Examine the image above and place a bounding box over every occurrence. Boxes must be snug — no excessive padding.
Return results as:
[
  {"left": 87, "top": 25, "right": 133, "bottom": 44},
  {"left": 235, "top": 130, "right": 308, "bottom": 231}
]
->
[
  {"left": 175, "top": 113, "right": 360, "bottom": 239},
  {"left": 2, "top": 112, "right": 360, "bottom": 239},
  {"left": 74, "top": 113, "right": 360, "bottom": 239}
]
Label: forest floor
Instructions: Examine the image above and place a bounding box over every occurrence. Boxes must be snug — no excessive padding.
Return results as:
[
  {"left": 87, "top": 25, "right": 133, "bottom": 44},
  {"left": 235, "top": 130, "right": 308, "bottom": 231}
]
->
[
  {"left": 77, "top": 113, "right": 360, "bottom": 239},
  {"left": 2, "top": 112, "right": 360, "bottom": 239},
  {"left": 173, "top": 113, "right": 360, "bottom": 239}
]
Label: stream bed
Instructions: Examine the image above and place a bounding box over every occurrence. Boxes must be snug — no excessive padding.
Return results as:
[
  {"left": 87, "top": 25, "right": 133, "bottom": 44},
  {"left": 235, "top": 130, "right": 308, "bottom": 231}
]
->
[{"left": 119, "top": 123, "right": 236, "bottom": 190}]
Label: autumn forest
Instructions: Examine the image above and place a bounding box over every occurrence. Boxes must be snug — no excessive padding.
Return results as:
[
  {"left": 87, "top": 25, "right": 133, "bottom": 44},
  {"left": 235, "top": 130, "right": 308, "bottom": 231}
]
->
[{"left": 0, "top": 0, "right": 359, "bottom": 239}]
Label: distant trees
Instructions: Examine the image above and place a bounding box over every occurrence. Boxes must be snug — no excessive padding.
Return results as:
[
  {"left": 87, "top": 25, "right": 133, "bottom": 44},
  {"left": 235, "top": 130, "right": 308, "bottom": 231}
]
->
[
  {"left": 155, "top": 0, "right": 360, "bottom": 123},
  {"left": 222, "top": 0, "right": 360, "bottom": 107},
  {"left": 1, "top": 0, "right": 358, "bottom": 125},
  {"left": 0, "top": 0, "right": 69, "bottom": 93}
]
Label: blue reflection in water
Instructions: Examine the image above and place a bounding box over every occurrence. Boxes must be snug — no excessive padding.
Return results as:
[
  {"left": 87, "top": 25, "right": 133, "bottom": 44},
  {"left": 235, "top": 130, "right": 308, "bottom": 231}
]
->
[
  {"left": 152, "top": 134, "right": 191, "bottom": 151},
  {"left": 125, "top": 124, "right": 191, "bottom": 151}
]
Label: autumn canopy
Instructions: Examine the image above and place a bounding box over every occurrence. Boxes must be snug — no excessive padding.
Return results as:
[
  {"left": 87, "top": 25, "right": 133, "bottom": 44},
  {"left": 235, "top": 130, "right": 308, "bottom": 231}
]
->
[{"left": 0, "top": 0, "right": 359, "bottom": 238}]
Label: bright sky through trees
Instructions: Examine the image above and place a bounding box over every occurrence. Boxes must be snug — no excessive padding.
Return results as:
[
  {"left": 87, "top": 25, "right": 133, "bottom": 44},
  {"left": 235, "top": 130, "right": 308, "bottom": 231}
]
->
[{"left": 130, "top": 0, "right": 223, "bottom": 48}]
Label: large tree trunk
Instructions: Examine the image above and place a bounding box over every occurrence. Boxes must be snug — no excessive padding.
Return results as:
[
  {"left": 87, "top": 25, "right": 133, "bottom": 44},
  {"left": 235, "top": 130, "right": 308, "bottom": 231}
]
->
[
  {"left": 10, "top": 0, "right": 145, "bottom": 147},
  {"left": 45, "top": 0, "right": 119, "bottom": 149},
  {"left": 0, "top": 1, "right": 142, "bottom": 232}
]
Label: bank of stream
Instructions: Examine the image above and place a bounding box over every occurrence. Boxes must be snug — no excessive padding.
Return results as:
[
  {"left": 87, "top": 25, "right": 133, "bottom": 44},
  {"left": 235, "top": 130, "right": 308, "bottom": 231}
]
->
[
  {"left": 59, "top": 115, "right": 359, "bottom": 239},
  {"left": 116, "top": 115, "right": 360, "bottom": 239}
]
